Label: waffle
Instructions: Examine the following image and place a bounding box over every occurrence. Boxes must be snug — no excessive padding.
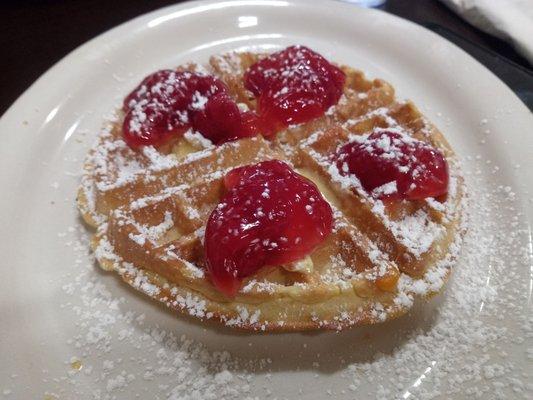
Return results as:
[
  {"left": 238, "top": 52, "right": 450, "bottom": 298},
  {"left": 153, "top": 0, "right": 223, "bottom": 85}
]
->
[{"left": 77, "top": 50, "right": 464, "bottom": 331}]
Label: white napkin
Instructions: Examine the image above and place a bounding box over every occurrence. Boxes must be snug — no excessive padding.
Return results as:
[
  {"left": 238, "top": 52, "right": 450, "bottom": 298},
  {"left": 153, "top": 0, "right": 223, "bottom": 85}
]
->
[{"left": 440, "top": 0, "right": 533, "bottom": 64}]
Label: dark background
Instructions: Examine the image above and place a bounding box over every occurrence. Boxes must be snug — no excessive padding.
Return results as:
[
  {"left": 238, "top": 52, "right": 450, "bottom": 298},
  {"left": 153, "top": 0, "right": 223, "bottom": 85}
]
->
[{"left": 1, "top": 0, "right": 532, "bottom": 116}]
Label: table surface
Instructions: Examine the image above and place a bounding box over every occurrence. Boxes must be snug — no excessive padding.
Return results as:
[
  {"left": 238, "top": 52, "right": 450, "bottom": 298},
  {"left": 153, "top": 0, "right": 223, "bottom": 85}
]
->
[{"left": 1, "top": 0, "right": 531, "bottom": 116}]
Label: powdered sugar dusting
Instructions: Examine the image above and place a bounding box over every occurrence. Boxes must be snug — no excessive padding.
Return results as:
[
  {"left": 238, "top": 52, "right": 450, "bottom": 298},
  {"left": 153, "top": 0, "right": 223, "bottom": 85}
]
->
[
  {"left": 59, "top": 50, "right": 532, "bottom": 400},
  {"left": 45, "top": 155, "right": 533, "bottom": 399},
  {"left": 389, "top": 209, "right": 445, "bottom": 256}
]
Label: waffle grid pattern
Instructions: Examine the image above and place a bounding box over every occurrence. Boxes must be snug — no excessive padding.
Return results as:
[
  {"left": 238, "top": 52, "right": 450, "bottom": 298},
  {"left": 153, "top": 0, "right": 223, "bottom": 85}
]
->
[{"left": 78, "top": 51, "right": 464, "bottom": 331}]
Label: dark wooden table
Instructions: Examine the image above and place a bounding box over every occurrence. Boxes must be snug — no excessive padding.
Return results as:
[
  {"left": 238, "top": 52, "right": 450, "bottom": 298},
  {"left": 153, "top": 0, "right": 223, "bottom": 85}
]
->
[{"left": 1, "top": 0, "right": 531, "bottom": 115}]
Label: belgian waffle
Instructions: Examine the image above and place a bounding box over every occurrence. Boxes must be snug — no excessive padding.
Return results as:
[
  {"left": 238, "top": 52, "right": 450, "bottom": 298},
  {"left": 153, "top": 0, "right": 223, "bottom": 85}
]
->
[{"left": 77, "top": 50, "right": 464, "bottom": 331}]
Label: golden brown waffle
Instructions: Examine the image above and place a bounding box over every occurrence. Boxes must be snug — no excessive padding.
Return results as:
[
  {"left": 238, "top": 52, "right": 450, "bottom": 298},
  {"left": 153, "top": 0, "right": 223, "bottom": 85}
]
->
[{"left": 77, "top": 50, "right": 464, "bottom": 331}]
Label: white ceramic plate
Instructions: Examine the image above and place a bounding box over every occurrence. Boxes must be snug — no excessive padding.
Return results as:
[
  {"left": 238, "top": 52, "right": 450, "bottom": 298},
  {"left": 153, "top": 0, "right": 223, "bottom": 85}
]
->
[{"left": 1, "top": 1, "right": 532, "bottom": 399}]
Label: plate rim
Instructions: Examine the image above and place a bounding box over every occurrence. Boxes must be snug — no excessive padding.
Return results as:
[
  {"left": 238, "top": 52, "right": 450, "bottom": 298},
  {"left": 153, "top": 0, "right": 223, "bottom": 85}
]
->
[{"left": 1, "top": 0, "right": 532, "bottom": 124}]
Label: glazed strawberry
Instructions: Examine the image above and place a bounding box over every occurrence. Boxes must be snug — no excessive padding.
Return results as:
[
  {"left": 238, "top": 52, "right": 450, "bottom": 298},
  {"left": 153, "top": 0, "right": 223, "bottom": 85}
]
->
[
  {"left": 204, "top": 160, "right": 333, "bottom": 296},
  {"left": 335, "top": 130, "right": 449, "bottom": 200},
  {"left": 122, "top": 70, "right": 260, "bottom": 148},
  {"left": 244, "top": 45, "right": 345, "bottom": 131},
  {"left": 191, "top": 93, "right": 259, "bottom": 144}
]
